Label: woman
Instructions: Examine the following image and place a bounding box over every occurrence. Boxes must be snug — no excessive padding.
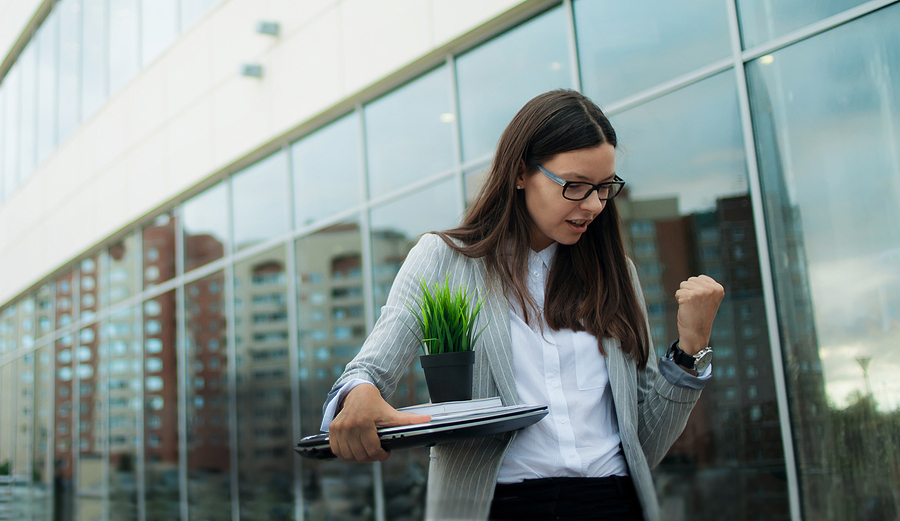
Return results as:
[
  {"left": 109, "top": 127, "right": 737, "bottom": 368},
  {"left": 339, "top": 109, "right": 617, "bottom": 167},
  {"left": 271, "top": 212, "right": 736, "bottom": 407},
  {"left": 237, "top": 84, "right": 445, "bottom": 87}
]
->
[{"left": 322, "top": 89, "right": 724, "bottom": 520}]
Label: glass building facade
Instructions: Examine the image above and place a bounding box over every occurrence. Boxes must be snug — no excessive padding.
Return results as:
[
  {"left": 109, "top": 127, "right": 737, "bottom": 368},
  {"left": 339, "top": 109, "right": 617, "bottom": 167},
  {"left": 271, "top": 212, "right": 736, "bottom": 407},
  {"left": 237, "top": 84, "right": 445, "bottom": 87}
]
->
[{"left": 1, "top": 0, "right": 899, "bottom": 520}]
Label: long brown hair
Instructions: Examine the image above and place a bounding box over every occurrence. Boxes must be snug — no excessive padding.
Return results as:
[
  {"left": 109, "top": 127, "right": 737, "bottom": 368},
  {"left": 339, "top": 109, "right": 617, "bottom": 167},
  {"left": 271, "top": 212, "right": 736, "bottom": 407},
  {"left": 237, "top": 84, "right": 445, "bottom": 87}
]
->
[{"left": 436, "top": 89, "right": 649, "bottom": 368}]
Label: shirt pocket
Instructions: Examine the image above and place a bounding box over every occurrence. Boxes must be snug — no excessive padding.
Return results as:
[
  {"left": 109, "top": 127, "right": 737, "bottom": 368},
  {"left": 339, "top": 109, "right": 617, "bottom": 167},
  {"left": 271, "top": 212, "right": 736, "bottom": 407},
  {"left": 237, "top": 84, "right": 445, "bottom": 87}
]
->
[{"left": 573, "top": 332, "right": 608, "bottom": 390}]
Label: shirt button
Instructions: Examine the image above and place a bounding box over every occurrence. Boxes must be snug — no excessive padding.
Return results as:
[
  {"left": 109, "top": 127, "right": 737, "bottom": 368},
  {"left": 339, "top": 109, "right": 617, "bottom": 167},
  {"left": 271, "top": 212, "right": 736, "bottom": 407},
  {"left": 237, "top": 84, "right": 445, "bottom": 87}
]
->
[
  {"left": 560, "top": 418, "right": 567, "bottom": 424},
  {"left": 551, "top": 381, "right": 559, "bottom": 388},
  {"left": 532, "top": 271, "right": 540, "bottom": 277}
]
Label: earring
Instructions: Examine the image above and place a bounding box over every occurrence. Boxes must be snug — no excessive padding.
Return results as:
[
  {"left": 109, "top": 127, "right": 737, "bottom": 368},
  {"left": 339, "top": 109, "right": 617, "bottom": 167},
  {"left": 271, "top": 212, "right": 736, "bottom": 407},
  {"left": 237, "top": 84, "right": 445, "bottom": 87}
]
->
[{"left": 516, "top": 185, "right": 522, "bottom": 189}]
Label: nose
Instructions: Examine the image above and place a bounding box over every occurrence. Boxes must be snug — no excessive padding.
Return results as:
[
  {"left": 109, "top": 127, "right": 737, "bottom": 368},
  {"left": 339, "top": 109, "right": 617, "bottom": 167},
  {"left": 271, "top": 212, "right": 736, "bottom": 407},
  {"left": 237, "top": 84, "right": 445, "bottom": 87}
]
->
[{"left": 580, "top": 193, "right": 606, "bottom": 215}]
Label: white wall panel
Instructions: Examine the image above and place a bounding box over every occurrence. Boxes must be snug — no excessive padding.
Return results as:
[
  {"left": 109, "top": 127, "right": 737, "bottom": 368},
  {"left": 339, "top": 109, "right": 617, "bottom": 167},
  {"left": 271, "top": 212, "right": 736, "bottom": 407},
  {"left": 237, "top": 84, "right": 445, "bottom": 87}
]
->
[
  {"left": 341, "top": 0, "right": 433, "bottom": 93},
  {"left": 269, "top": 8, "right": 344, "bottom": 136},
  {"left": 0, "top": 0, "right": 527, "bottom": 305}
]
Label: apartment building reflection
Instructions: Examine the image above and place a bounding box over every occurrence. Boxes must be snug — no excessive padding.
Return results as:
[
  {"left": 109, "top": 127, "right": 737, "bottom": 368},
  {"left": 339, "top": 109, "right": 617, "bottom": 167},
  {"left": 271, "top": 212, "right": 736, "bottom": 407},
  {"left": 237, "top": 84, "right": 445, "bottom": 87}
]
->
[{"left": 621, "top": 192, "right": 823, "bottom": 520}]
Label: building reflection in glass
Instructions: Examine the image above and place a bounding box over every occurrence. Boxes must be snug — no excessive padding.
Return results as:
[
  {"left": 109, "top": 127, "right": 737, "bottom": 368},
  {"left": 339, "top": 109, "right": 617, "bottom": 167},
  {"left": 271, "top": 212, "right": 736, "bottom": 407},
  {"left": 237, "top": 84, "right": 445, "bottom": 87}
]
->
[
  {"left": 185, "top": 271, "right": 232, "bottom": 520},
  {"left": 234, "top": 247, "right": 294, "bottom": 519},
  {"left": 105, "top": 306, "right": 141, "bottom": 521},
  {"left": 143, "top": 290, "right": 179, "bottom": 519},
  {"left": 295, "top": 222, "right": 374, "bottom": 520}
]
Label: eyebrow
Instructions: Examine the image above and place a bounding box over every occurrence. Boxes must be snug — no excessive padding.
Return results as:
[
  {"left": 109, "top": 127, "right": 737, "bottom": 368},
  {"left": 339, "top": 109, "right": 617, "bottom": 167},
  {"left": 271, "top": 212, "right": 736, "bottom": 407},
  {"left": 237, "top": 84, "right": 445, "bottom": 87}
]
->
[{"left": 564, "top": 172, "right": 617, "bottom": 183}]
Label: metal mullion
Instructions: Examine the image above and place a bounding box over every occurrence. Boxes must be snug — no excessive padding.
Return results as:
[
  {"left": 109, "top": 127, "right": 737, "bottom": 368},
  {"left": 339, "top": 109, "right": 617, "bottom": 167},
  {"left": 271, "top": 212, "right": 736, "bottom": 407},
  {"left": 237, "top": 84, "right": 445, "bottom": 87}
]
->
[
  {"left": 175, "top": 203, "right": 190, "bottom": 521},
  {"left": 99, "top": 251, "right": 111, "bottom": 521},
  {"left": 446, "top": 54, "right": 465, "bottom": 218},
  {"left": 224, "top": 157, "right": 240, "bottom": 521},
  {"left": 224, "top": 260, "right": 240, "bottom": 521},
  {"left": 605, "top": 57, "right": 734, "bottom": 116},
  {"left": 562, "top": 0, "right": 582, "bottom": 92},
  {"left": 356, "top": 105, "right": 385, "bottom": 521},
  {"left": 71, "top": 264, "right": 81, "bottom": 521},
  {"left": 290, "top": 204, "right": 369, "bottom": 241},
  {"left": 365, "top": 168, "right": 457, "bottom": 209},
  {"left": 725, "top": 1, "right": 801, "bottom": 520},
  {"left": 136, "top": 226, "right": 147, "bottom": 521},
  {"left": 739, "top": 0, "right": 898, "bottom": 63},
  {"left": 101, "top": 312, "right": 111, "bottom": 521},
  {"left": 283, "top": 140, "right": 305, "bottom": 521},
  {"left": 284, "top": 229, "right": 304, "bottom": 521}
]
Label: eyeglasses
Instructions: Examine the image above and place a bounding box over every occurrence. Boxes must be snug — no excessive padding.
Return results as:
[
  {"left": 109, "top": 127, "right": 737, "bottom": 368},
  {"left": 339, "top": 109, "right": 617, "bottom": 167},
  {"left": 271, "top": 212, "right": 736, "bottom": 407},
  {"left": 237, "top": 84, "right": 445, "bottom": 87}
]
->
[{"left": 533, "top": 164, "right": 625, "bottom": 201}]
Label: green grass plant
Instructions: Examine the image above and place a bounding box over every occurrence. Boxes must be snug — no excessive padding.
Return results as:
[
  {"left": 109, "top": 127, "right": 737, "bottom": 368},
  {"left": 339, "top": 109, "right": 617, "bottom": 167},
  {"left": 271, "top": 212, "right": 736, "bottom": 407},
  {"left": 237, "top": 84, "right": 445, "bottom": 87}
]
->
[{"left": 407, "top": 275, "right": 486, "bottom": 355}]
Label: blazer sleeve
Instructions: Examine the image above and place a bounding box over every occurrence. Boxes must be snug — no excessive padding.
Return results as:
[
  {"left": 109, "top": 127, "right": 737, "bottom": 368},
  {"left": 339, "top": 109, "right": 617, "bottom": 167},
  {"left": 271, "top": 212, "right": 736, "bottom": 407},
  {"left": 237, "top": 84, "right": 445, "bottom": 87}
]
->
[
  {"left": 329, "top": 233, "right": 457, "bottom": 400},
  {"left": 627, "top": 258, "right": 704, "bottom": 468}
]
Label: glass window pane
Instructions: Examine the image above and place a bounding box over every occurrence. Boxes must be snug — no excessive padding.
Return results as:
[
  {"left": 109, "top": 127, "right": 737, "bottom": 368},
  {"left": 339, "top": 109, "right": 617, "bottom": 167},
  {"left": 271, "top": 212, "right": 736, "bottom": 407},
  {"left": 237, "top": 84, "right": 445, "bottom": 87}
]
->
[
  {"left": 3, "top": 64, "right": 20, "bottom": 197},
  {"left": 233, "top": 247, "right": 294, "bottom": 516},
  {"left": 13, "top": 354, "right": 35, "bottom": 519},
  {"left": 105, "top": 306, "right": 140, "bottom": 521},
  {"left": 76, "top": 317, "right": 102, "bottom": 520},
  {"left": 0, "top": 363, "right": 13, "bottom": 501},
  {"left": 364, "top": 66, "right": 455, "bottom": 199},
  {"left": 109, "top": 0, "right": 140, "bottom": 92},
  {"left": 105, "top": 233, "right": 140, "bottom": 308},
  {"left": 54, "top": 332, "right": 76, "bottom": 519},
  {"left": 183, "top": 181, "right": 229, "bottom": 271},
  {"left": 33, "top": 345, "right": 53, "bottom": 520},
  {"left": 141, "top": 0, "right": 178, "bottom": 66},
  {"left": 0, "top": 307, "right": 13, "bottom": 356},
  {"left": 291, "top": 112, "right": 362, "bottom": 228},
  {"left": 143, "top": 290, "right": 178, "bottom": 518},
  {"left": 37, "top": 284, "right": 54, "bottom": 338},
  {"left": 143, "top": 212, "right": 177, "bottom": 289},
  {"left": 80, "top": 254, "right": 101, "bottom": 322},
  {"left": 82, "top": 0, "right": 109, "bottom": 120},
  {"left": 58, "top": 0, "right": 83, "bottom": 143},
  {"left": 185, "top": 272, "right": 231, "bottom": 520},
  {"left": 369, "top": 180, "right": 462, "bottom": 517},
  {"left": 18, "top": 42, "right": 38, "bottom": 182},
  {"left": 231, "top": 150, "right": 290, "bottom": 251},
  {"left": 747, "top": 6, "right": 900, "bottom": 517},
  {"left": 575, "top": 0, "right": 731, "bottom": 104},
  {"left": 611, "top": 72, "right": 789, "bottom": 519},
  {"left": 294, "top": 221, "right": 377, "bottom": 518},
  {"left": 463, "top": 162, "right": 490, "bottom": 207},
  {"left": 36, "top": 13, "right": 59, "bottom": 164},
  {"left": 181, "top": 0, "right": 220, "bottom": 28},
  {"left": 456, "top": 7, "right": 571, "bottom": 162},
  {"left": 369, "top": 177, "right": 462, "bottom": 315},
  {"left": 738, "top": 0, "right": 869, "bottom": 49}
]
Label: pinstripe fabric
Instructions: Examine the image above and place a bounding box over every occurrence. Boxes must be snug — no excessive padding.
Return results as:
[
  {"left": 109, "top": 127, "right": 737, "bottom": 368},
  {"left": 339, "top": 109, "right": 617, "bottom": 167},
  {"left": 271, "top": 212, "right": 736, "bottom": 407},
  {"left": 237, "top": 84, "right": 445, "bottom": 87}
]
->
[{"left": 330, "top": 234, "right": 702, "bottom": 521}]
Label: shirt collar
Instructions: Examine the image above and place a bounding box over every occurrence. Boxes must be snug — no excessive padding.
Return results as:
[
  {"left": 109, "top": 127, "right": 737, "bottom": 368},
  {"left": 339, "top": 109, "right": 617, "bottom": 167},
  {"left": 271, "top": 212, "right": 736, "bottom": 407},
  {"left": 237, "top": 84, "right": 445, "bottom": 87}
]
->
[{"left": 533, "top": 242, "right": 557, "bottom": 271}]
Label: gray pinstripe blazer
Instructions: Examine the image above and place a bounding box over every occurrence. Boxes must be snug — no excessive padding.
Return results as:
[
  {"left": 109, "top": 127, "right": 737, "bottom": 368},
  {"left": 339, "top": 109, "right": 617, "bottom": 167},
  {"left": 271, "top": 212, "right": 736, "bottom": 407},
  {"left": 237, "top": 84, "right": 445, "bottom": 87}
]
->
[{"left": 331, "top": 234, "right": 702, "bottom": 521}]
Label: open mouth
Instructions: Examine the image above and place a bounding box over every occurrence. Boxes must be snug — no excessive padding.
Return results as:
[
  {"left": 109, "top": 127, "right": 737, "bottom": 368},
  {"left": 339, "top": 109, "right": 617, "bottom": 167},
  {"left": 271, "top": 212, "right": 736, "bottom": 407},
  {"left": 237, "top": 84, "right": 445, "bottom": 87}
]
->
[{"left": 566, "top": 219, "right": 589, "bottom": 231}]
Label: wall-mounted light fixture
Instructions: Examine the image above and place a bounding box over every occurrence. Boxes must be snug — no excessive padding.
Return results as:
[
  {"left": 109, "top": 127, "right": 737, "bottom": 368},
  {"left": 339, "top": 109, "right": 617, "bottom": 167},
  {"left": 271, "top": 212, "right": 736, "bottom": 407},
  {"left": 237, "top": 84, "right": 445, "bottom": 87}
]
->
[
  {"left": 241, "top": 64, "right": 263, "bottom": 78},
  {"left": 256, "top": 21, "right": 280, "bottom": 36}
]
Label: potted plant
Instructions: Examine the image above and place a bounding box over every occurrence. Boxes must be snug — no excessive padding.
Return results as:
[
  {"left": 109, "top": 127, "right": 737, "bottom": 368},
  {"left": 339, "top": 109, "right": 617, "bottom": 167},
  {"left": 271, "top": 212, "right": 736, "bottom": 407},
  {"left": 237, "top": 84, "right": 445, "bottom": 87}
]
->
[{"left": 407, "top": 275, "right": 486, "bottom": 403}]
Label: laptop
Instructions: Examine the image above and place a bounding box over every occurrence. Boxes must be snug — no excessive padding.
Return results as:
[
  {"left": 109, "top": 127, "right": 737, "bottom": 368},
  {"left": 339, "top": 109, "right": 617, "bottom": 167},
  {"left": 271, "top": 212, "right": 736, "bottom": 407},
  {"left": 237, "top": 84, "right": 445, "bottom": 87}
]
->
[{"left": 295, "top": 404, "right": 548, "bottom": 460}]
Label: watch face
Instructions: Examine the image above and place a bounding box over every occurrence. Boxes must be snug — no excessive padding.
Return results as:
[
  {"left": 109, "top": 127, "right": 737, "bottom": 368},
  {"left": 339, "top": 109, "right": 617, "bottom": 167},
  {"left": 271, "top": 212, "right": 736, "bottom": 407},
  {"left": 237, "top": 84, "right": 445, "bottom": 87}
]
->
[{"left": 694, "top": 350, "right": 713, "bottom": 372}]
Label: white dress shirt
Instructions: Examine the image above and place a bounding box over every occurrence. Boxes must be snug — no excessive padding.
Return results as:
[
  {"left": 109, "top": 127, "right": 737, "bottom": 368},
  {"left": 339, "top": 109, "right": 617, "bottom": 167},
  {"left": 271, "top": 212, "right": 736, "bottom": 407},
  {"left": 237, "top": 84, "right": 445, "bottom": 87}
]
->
[{"left": 497, "top": 243, "right": 628, "bottom": 482}]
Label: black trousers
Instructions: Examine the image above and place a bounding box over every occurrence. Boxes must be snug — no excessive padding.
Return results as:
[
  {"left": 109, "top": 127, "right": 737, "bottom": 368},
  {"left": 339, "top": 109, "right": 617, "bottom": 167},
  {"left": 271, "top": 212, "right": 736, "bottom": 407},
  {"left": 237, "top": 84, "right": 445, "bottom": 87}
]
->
[{"left": 488, "top": 475, "right": 643, "bottom": 521}]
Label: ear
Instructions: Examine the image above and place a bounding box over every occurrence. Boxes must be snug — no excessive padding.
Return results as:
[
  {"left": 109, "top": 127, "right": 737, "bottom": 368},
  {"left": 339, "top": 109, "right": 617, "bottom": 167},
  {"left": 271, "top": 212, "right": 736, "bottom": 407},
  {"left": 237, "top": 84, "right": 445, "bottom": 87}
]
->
[{"left": 516, "top": 160, "right": 528, "bottom": 188}]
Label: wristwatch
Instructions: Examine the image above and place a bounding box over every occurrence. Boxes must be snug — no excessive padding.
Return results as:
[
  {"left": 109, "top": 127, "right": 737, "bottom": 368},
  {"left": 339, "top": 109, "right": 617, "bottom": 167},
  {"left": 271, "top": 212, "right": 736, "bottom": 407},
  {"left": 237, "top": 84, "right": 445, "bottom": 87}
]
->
[{"left": 666, "top": 340, "right": 713, "bottom": 372}]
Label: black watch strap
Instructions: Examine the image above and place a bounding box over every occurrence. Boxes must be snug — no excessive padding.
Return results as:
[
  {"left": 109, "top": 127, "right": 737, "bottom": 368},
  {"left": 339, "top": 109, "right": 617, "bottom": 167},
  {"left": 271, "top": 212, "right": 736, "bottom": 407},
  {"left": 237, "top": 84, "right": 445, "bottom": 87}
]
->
[{"left": 667, "top": 340, "right": 695, "bottom": 369}]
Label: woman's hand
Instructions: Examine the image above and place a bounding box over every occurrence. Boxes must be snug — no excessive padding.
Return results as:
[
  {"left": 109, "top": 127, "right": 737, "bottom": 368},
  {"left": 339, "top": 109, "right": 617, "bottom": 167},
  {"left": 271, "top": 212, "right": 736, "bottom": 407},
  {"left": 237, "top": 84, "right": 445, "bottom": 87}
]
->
[
  {"left": 328, "top": 383, "right": 431, "bottom": 463},
  {"left": 675, "top": 275, "right": 725, "bottom": 356}
]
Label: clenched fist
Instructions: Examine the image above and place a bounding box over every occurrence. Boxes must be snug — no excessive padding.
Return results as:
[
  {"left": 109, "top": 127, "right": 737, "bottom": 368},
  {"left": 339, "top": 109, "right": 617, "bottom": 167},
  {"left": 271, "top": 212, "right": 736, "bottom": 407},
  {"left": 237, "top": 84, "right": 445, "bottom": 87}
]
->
[{"left": 675, "top": 275, "right": 725, "bottom": 356}]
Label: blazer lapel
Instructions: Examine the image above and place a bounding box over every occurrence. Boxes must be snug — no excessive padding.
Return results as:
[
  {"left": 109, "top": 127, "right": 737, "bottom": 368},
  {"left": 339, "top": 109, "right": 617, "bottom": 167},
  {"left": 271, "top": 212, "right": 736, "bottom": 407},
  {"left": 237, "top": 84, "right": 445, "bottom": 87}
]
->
[{"left": 470, "top": 265, "right": 517, "bottom": 406}]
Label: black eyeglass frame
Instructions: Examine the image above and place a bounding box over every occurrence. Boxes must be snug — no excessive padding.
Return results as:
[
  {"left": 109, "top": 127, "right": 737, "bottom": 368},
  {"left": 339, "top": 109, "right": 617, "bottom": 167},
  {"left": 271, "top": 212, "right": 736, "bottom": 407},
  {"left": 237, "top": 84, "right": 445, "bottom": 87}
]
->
[{"left": 532, "top": 164, "right": 626, "bottom": 201}]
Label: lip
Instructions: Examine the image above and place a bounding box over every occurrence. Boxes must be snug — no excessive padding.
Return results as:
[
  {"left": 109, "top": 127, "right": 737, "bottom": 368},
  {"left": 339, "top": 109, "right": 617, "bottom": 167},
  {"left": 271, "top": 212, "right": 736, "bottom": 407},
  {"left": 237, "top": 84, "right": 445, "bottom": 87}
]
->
[{"left": 566, "top": 219, "right": 590, "bottom": 233}]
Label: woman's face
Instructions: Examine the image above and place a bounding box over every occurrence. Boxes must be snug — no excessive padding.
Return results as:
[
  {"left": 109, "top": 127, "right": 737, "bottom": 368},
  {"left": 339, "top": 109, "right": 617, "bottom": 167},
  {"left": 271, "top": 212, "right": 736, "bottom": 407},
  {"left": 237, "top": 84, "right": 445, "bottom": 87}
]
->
[{"left": 517, "top": 144, "right": 616, "bottom": 252}]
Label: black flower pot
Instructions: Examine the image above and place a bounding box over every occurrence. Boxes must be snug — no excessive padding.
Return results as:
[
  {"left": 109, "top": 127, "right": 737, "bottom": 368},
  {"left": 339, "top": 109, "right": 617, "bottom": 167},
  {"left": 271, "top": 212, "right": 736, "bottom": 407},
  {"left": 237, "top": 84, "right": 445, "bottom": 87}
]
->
[{"left": 419, "top": 350, "right": 475, "bottom": 403}]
